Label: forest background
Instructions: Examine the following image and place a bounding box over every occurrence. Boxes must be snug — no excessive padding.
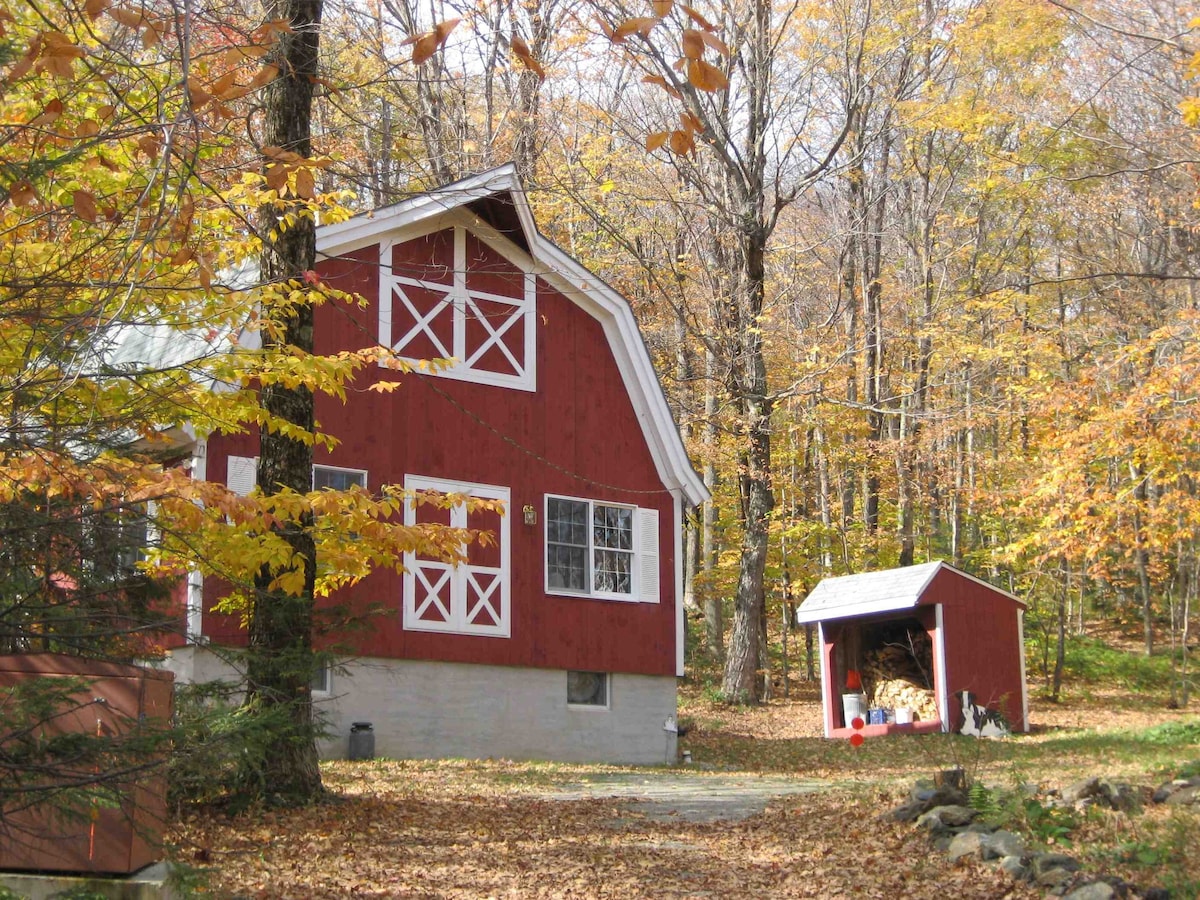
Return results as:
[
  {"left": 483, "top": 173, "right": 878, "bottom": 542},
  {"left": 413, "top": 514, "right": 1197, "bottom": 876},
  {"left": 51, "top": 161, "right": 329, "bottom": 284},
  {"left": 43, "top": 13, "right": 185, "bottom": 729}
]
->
[
  {"left": 2, "top": 0, "right": 1198, "bottom": 775},
  {"left": 328, "top": 0, "right": 1199, "bottom": 705}
]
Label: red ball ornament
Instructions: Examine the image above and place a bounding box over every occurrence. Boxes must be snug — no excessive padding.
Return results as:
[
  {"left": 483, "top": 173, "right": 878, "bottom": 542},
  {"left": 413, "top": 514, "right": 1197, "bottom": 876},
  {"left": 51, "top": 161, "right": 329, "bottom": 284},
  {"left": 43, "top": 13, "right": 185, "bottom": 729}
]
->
[
  {"left": 851, "top": 716, "right": 865, "bottom": 730},
  {"left": 849, "top": 733, "right": 864, "bottom": 747}
]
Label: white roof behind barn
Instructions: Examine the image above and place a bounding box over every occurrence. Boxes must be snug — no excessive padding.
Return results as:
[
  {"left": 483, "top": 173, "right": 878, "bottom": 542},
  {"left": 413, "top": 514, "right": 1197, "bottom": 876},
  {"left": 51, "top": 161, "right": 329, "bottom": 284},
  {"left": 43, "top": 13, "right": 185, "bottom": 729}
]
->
[{"left": 795, "top": 560, "right": 1022, "bottom": 625}]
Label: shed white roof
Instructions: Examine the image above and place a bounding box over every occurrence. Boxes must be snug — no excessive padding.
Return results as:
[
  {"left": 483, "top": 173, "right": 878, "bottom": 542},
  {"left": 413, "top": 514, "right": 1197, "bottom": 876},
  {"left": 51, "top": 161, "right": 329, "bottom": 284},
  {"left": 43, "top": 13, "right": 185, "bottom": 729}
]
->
[{"left": 795, "top": 561, "right": 1022, "bottom": 625}]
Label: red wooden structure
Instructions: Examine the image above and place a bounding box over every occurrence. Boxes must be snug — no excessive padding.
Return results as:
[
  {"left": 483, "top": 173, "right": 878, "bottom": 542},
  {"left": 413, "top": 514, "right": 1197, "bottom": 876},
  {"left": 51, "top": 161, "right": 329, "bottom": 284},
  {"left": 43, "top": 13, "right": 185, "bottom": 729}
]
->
[
  {"left": 796, "top": 561, "right": 1028, "bottom": 739},
  {"left": 0, "top": 654, "right": 173, "bottom": 874},
  {"left": 163, "top": 166, "right": 708, "bottom": 764}
]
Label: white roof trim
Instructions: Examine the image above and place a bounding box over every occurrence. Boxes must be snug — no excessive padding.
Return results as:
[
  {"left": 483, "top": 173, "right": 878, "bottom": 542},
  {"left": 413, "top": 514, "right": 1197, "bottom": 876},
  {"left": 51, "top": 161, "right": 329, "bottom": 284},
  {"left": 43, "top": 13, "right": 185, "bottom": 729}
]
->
[
  {"left": 795, "top": 560, "right": 1024, "bottom": 626},
  {"left": 316, "top": 165, "right": 708, "bottom": 508},
  {"left": 318, "top": 164, "right": 535, "bottom": 259},
  {"left": 795, "top": 595, "right": 922, "bottom": 625}
]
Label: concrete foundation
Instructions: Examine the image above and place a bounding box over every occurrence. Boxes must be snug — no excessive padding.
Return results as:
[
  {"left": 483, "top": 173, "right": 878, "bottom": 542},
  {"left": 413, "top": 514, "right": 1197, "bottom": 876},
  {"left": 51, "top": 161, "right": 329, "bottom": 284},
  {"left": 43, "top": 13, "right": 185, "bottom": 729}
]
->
[{"left": 163, "top": 649, "right": 679, "bottom": 765}]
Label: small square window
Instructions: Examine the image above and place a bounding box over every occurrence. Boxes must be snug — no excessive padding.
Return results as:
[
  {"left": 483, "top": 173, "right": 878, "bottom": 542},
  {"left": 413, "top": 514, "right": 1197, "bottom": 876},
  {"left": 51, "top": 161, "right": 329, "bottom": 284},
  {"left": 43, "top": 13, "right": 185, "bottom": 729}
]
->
[{"left": 567, "top": 671, "right": 609, "bottom": 708}]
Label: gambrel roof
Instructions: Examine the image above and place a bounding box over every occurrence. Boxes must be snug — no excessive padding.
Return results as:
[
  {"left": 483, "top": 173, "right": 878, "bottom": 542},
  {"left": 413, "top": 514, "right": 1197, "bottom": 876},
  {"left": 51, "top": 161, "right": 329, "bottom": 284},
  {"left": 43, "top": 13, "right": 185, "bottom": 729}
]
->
[
  {"left": 317, "top": 164, "right": 708, "bottom": 508},
  {"left": 795, "top": 560, "right": 1024, "bottom": 625}
]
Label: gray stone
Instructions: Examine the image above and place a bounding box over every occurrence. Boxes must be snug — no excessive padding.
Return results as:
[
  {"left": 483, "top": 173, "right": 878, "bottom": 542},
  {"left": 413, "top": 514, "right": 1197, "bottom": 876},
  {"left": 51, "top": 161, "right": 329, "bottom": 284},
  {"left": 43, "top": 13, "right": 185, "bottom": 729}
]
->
[
  {"left": 948, "top": 831, "right": 987, "bottom": 862},
  {"left": 1164, "top": 784, "right": 1200, "bottom": 806},
  {"left": 1063, "top": 776, "right": 1137, "bottom": 811},
  {"left": 916, "top": 804, "right": 977, "bottom": 832},
  {"left": 999, "top": 855, "right": 1029, "bottom": 881},
  {"left": 934, "top": 804, "right": 977, "bottom": 827},
  {"left": 981, "top": 829, "right": 1025, "bottom": 860},
  {"left": 1032, "top": 853, "right": 1081, "bottom": 876},
  {"left": 1061, "top": 776, "right": 1101, "bottom": 805},
  {"left": 910, "top": 778, "right": 936, "bottom": 801},
  {"left": 1036, "top": 867, "right": 1076, "bottom": 889},
  {"left": 888, "top": 800, "right": 928, "bottom": 822},
  {"left": 928, "top": 784, "right": 970, "bottom": 808},
  {"left": 1098, "top": 779, "right": 1138, "bottom": 812},
  {"left": 1063, "top": 881, "right": 1116, "bottom": 900},
  {"left": 1151, "top": 781, "right": 1182, "bottom": 803}
]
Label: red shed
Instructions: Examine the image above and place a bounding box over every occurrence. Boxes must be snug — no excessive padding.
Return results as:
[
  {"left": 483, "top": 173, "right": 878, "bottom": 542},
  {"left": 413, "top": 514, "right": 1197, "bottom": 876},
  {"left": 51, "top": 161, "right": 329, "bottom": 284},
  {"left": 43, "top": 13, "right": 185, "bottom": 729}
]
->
[
  {"left": 161, "top": 166, "right": 708, "bottom": 765},
  {"left": 796, "top": 561, "right": 1028, "bottom": 739}
]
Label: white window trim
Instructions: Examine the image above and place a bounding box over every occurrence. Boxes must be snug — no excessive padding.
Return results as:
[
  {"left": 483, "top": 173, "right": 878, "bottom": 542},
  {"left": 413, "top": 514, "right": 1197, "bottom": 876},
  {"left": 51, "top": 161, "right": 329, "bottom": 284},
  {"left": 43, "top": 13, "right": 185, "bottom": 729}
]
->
[
  {"left": 566, "top": 671, "right": 611, "bottom": 711},
  {"left": 402, "top": 475, "right": 511, "bottom": 638},
  {"left": 311, "top": 661, "right": 333, "bottom": 697},
  {"left": 313, "top": 464, "right": 368, "bottom": 491},
  {"left": 378, "top": 224, "right": 537, "bottom": 392},
  {"left": 544, "top": 494, "right": 659, "bottom": 604},
  {"left": 228, "top": 457, "right": 370, "bottom": 495}
]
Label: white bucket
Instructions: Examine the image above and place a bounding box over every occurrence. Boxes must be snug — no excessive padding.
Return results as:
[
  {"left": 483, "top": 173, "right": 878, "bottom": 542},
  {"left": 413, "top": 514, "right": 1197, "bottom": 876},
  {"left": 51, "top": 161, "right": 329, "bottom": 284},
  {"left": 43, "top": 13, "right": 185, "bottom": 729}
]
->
[
  {"left": 842, "top": 692, "right": 868, "bottom": 725},
  {"left": 894, "top": 707, "right": 913, "bottom": 725}
]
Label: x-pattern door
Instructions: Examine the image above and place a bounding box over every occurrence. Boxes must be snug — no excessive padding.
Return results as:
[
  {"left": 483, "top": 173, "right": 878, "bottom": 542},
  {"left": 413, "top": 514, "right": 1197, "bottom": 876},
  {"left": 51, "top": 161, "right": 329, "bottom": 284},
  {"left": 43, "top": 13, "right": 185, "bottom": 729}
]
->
[{"left": 403, "top": 476, "right": 510, "bottom": 638}]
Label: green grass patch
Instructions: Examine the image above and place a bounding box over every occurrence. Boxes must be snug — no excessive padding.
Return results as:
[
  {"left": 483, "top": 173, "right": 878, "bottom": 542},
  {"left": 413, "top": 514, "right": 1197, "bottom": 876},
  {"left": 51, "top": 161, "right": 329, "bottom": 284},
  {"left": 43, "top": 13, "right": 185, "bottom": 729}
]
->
[{"left": 1032, "top": 634, "right": 1177, "bottom": 692}]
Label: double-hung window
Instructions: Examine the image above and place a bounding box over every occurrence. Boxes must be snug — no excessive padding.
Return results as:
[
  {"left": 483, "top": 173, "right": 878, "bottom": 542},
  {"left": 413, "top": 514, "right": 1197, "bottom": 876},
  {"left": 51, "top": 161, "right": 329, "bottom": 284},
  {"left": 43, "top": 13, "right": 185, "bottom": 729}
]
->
[
  {"left": 225, "top": 458, "right": 368, "bottom": 495},
  {"left": 313, "top": 465, "right": 367, "bottom": 492},
  {"left": 545, "top": 495, "right": 659, "bottom": 603}
]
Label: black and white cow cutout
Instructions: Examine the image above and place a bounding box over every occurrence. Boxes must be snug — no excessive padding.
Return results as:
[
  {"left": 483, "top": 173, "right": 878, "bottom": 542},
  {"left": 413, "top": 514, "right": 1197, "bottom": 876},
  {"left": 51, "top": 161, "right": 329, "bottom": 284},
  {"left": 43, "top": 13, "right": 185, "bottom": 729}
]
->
[{"left": 959, "top": 691, "right": 1009, "bottom": 738}]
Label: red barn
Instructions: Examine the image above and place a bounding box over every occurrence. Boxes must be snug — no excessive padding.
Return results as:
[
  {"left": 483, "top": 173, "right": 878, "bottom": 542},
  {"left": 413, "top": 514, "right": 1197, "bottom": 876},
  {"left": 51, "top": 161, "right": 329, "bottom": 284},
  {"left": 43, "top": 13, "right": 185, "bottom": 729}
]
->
[
  {"left": 165, "top": 166, "right": 708, "bottom": 764},
  {"left": 796, "top": 561, "right": 1028, "bottom": 739}
]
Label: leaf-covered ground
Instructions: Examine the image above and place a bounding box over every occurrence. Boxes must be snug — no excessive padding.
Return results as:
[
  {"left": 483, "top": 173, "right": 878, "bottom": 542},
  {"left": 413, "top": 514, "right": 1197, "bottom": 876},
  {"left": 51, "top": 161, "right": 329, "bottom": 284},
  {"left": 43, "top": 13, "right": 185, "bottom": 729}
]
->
[
  {"left": 170, "top": 678, "right": 1199, "bottom": 898},
  {"left": 174, "top": 762, "right": 1036, "bottom": 899}
]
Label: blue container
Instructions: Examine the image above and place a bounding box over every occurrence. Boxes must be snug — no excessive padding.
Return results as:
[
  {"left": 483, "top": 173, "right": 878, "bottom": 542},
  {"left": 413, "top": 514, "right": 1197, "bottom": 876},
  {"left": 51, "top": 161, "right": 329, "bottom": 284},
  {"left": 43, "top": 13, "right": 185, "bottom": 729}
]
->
[{"left": 867, "top": 708, "right": 887, "bottom": 726}]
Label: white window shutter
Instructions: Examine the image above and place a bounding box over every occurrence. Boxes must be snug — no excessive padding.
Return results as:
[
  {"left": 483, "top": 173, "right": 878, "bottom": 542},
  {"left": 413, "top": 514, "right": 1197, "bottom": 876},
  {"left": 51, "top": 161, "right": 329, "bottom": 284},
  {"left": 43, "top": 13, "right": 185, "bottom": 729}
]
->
[
  {"left": 638, "top": 507, "right": 660, "bottom": 603},
  {"left": 227, "top": 455, "right": 258, "bottom": 497}
]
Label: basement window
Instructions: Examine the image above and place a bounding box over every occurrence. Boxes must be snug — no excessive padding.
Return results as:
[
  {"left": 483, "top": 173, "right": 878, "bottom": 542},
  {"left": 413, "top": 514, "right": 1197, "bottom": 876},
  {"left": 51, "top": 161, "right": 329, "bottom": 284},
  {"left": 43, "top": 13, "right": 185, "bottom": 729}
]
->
[{"left": 567, "top": 671, "right": 609, "bottom": 709}]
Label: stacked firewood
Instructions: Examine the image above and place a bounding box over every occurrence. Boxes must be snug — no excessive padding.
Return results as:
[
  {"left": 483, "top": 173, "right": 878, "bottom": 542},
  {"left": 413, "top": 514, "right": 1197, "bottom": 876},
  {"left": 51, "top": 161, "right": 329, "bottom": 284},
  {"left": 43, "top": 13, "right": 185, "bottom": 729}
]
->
[{"left": 863, "top": 641, "right": 938, "bottom": 721}]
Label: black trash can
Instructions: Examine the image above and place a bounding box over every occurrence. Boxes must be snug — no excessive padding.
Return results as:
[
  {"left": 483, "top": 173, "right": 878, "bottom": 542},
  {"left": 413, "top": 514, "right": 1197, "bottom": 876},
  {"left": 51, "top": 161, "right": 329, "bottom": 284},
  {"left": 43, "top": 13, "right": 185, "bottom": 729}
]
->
[{"left": 348, "top": 721, "right": 375, "bottom": 760}]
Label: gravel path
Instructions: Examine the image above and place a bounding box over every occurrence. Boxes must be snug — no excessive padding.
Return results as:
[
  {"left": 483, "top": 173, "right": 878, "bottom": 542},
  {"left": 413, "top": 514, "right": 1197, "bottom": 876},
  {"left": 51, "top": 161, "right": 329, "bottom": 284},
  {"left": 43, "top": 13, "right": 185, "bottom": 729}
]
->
[{"left": 542, "top": 771, "right": 829, "bottom": 822}]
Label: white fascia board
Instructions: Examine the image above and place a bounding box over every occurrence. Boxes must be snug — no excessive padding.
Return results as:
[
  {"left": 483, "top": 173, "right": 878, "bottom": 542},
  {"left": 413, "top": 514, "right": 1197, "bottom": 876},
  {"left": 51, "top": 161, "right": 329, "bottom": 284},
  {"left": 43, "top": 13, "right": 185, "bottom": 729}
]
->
[
  {"left": 674, "top": 491, "right": 685, "bottom": 677},
  {"left": 794, "top": 596, "right": 923, "bottom": 625},
  {"left": 438, "top": 214, "right": 705, "bottom": 509},
  {"left": 1018, "top": 608, "right": 1030, "bottom": 732},
  {"left": 935, "top": 603, "right": 949, "bottom": 733},
  {"left": 317, "top": 165, "right": 522, "bottom": 259},
  {"left": 817, "top": 622, "right": 831, "bottom": 738},
  {"left": 531, "top": 237, "right": 709, "bottom": 509}
]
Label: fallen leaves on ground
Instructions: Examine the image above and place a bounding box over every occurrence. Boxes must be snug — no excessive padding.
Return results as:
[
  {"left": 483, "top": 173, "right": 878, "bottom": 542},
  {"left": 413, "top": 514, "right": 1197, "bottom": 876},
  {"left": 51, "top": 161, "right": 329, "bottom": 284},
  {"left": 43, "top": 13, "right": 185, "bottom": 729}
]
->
[
  {"left": 170, "top": 677, "right": 1197, "bottom": 898},
  {"left": 172, "top": 765, "right": 1038, "bottom": 899}
]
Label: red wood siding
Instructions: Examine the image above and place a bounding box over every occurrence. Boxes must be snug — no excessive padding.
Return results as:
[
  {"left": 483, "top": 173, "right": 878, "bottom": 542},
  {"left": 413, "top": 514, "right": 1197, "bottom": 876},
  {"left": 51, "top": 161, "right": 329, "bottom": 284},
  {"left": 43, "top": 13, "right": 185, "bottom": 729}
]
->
[
  {"left": 816, "top": 573, "right": 1024, "bottom": 737},
  {"left": 921, "top": 569, "right": 1026, "bottom": 731},
  {"left": 201, "top": 229, "right": 679, "bottom": 677}
]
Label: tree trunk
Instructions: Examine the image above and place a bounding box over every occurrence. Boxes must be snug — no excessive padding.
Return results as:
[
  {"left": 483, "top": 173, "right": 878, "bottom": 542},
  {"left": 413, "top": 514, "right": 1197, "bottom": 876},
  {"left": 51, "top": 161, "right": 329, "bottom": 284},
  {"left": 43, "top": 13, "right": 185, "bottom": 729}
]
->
[
  {"left": 702, "top": 350, "right": 723, "bottom": 659},
  {"left": 244, "top": 0, "right": 324, "bottom": 802},
  {"left": 1132, "top": 462, "right": 1154, "bottom": 655},
  {"left": 1051, "top": 561, "right": 1067, "bottom": 703},
  {"left": 721, "top": 225, "right": 772, "bottom": 703}
]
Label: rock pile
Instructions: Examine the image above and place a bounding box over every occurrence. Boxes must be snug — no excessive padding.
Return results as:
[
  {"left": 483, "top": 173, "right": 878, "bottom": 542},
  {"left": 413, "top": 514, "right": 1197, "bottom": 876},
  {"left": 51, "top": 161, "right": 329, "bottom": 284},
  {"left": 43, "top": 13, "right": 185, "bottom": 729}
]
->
[
  {"left": 889, "top": 769, "right": 1180, "bottom": 899},
  {"left": 1151, "top": 775, "right": 1200, "bottom": 807}
]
